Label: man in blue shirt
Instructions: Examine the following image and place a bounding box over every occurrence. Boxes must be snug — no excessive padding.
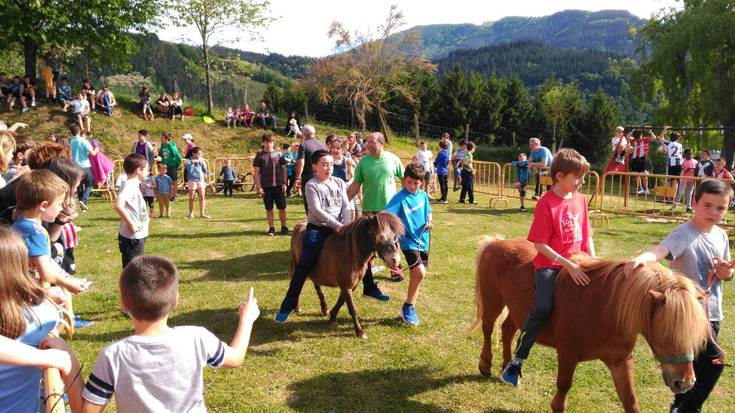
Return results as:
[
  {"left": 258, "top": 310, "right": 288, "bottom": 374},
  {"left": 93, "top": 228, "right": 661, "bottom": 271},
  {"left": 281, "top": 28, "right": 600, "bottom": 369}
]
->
[
  {"left": 527, "top": 137, "right": 552, "bottom": 200},
  {"left": 68, "top": 125, "right": 98, "bottom": 210},
  {"left": 383, "top": 163, "right": 433, "bottom": 325}
]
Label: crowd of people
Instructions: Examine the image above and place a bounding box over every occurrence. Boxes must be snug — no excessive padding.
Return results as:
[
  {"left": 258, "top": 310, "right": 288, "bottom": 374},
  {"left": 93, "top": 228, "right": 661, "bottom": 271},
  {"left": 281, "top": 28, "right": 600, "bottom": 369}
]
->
[{"left": 0, "top": 110, "right": 731, "bottom": 413}]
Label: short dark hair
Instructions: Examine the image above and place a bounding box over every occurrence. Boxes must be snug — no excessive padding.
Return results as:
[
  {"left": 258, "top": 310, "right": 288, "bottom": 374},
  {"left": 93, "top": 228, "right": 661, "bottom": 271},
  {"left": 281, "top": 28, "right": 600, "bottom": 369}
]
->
[
  {"left": 702, "top": 149, "right": 710, "bottom": 156},
  {"left": 69, "top": 125, "right": 81, "bottom": 136},
  {"left": 466, "top": 142, "right": 476, "bottom": 151},
  {"left": 631, "top": 130, "right": 641, "bottom": 139},
  {"left": 282, "top": 143, "right": 290, "bottom": 150},
  {"left": 694, "top": 179, "right": 734, "bottom": 203},
  {"left": 123, "top": 153, "right": 148, "bottom": 174},
  {"left": 13, "top": 137, "right": 36, "bottom": 158},
  {"left": 261, "top": 132, "right": 274, "bottom": 142},
  {"left": 459, "top": 139, "right": 467, "bottom": 146},
  {"left": 670, "top": 132, "right": 681, "bottom": 142},
  {"left": 60, "top": 77, "right": 68, "bottom": 82},
  {"left": 311, "top": 149, "right": 331, "bottom": 165},
  {"left": 190, "top": 146, "right": 203, "bottom": 155},
  {"left": 550, "top": 148, "right": 590, "bottom": 183},
  {"left": 404, "top": 163, "right": 425, "bottom": 181},
  {"left": 119, "top": 255, "right": 179, "bottom": 321},
  {"left": 16, "top": 170, "right": 69, "bottom": 211},
  {"left": 138, "top": 129, "right": 148, "bottom": 137},
  {"left": 439, "top": 141, "right": 447, "bottom": 150}
]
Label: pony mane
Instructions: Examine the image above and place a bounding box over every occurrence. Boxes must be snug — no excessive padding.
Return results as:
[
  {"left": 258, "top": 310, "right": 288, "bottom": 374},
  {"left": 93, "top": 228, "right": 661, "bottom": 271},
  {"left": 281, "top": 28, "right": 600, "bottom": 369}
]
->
[
  {"left": 341, "top": 212, "right": 404, "bottom": 273},
  {"left": 576, "top": 257, "right": 709, "bottom": 353}
]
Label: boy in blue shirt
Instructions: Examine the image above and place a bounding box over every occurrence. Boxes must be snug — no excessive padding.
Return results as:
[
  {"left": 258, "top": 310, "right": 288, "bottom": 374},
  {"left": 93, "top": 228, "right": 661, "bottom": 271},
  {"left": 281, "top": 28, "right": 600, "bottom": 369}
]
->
[
  {"left": 434, "top": 141, "right": 449, "bottom": 203},
  {"left": 384, "top": 163, "right": 433, "bottom": 325},
  {"left": 512, "top": 153, "right": 530, "bottom": 210}
]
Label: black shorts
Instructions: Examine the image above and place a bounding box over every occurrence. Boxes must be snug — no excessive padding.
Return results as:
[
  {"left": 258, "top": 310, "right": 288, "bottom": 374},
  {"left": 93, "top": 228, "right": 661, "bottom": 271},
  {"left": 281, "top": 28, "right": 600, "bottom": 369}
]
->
[
  {"left": 668, "top": 164, "right": 682, "bottom": 177},
  {"left": 402, "top": 249, "right": 429, "bottom": 269},
  {"left": 166, "top": 163, "right": 179, "bottom": 182},
  {"left": 263, "top": 186, "right": 286, "bottom": 210},
  {"left": 630, "top": 157, "right": 648, "bottom": 173},
  {"left": 143, "top": 196, "right": 154, "bottom": 209}
]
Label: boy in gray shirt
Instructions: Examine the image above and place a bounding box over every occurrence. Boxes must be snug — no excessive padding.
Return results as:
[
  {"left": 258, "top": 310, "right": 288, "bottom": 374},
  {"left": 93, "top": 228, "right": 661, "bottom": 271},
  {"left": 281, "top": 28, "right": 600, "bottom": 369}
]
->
[
  {"left": 47, "top": 255, "right": 260, "bottom": 413},
  {"left": 115, "top": 154, "right": 150, "bottom": 269},
  {"left": 626, "top": 179, "right": 733, "bottom": 413},
  {"left": 275, "top": 149, "right": 352, "bottom": 322}
]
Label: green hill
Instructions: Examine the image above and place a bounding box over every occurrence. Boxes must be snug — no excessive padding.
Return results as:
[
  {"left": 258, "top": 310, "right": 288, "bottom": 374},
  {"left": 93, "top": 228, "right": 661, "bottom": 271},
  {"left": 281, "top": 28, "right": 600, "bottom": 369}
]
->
[{"left": 393, "top": 10, "right": 646, "bottom": 59}]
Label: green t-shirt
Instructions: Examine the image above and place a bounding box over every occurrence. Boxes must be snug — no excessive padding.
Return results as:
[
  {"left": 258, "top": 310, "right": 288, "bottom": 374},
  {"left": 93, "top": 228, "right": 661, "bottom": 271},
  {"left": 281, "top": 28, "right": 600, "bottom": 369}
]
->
[{"left": 354, "top": 151, "right": 404, "bottom": 212}]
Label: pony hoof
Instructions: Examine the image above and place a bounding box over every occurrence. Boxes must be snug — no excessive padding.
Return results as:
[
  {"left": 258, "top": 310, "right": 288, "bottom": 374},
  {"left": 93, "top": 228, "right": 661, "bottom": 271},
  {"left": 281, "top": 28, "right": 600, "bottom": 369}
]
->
[
  {"left": 478, "top": 366, "right": 491, "bottom": 377},
  {"left": 328, "top": 319, "right": 338, "bottom": 327},
  {"left": 357, "top": 333, "right": 367, "bottom": 339},
  {"left": 320, "top": 308, "right": 329, "bottom": 317}
]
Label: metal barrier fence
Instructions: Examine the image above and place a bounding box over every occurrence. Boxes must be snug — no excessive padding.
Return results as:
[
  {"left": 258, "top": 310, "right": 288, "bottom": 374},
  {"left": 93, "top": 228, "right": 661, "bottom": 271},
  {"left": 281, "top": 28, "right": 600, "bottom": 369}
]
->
[{"left": 597, "top": 171, "right": 735, "bottom": 228}]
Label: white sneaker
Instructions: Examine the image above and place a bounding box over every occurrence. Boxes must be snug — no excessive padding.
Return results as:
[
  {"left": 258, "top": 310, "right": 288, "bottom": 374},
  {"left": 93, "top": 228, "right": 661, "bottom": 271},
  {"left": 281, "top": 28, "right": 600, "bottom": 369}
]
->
[
  {"left": 637, "top": 188, "right": 644, "bottom": 195},
  {"left": 31, "top": 100, "right": 36, "bottom": 107},
  {"left": 79, "top": 201, "right": 88, "bottom": 211}
]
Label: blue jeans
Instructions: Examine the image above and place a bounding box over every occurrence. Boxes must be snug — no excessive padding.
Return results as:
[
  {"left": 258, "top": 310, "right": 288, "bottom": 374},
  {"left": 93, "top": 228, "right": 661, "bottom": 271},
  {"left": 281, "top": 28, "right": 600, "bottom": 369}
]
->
[
  {"left": 279, "top": 224, "right": 334, "bottom": 313},
  {"left": 78, "top": 167, "right": 94, "bottom": 204},
  {"left": 102, "top": 94, "right": 112, "bottom": 116},
  {"left": 258, "top": 115, "right": 277, "bottom": 129}
]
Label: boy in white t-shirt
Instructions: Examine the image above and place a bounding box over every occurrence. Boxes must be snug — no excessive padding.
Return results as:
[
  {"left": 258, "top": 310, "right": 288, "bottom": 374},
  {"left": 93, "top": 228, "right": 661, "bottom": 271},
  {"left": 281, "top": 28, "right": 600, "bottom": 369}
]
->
[
  {"left": 657, "top": 126, "right": 683, "bottom": 201},
  {"left": 611, "top": 126, "right": 629, "bottom": 164},
  {"left": 115, "top": 154, "right": 149, "bottom": 269},
  {"left": 47, "top": 255, "right": 260, "bottom": 413},
  {"left": 70, "top": 91, "right": 91, "bottom": 134}
]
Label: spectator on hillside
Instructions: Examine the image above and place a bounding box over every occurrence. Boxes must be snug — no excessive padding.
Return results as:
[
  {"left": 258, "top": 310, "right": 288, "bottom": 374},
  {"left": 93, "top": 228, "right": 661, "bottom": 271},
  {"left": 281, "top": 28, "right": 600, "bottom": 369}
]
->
[
  {"left": 96, "top": 86, "right": 116, "bottom": 117},
  {"left": 239, "top": 104, "right": 254, "bottom": 127},
  {"left": 285, "top": 111, "right": 300, "bottom": 137},
  {"left": 225, "top": 107, "right": 235, "bottom": 128},
  {"left": 57, "top": 77, "right": 72, "bottom": 108},
  {"left": 42, "top": 45, "right": 63, "bottom": 100},
  {"left": 69, "top": 125, "right": 98, "bottom": 210},
  {"left": 170, "top": 92, "right": 184, "bottom": 121},
  {"left": 183, "top": 134, "right": 196, "bottom": 159},
  {"left": 70, "top": 91, "right": 92, "bottom": 134},
  {"left": 138, "top": 86, "right": 154, "bottom": 121},
  {"left": 21, "top": 76, "right": 37, "bottom": 109},
  {"left": 255, "top": 101, "right": 276, "bottom": 131},
  {"left": 131, "top": 130, "right": 156, "bottom": 172},
  {"left": 80, "top": 79, "right": 96, "bottom": 112},
  {"left": 0, "top": 73, "right": 9, "bottom": 100},
  {"left": 6, "top": 76, "right": 26, "bottom": 112},
  {"left": 156, "top": 93, "right": 170, "bottom": 115}
]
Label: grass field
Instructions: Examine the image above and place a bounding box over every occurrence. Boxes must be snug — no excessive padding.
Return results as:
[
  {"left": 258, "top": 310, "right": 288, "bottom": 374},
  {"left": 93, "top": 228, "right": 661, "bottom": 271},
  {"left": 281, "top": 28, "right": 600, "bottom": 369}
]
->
[{"left": 67, "top": 189, "right": 734, "bottom": 413}]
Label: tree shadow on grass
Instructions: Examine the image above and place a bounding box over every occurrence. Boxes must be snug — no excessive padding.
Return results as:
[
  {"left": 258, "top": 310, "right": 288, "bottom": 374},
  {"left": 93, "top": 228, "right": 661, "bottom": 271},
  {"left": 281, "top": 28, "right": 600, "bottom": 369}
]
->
[
  {"left": 178, "top": 250, "right": 291, "bottom": 282},
  {"left": 287, "top": 366, "right": 528, "bottom": 413},
  {"left": 153, "top": 230, "right": 273, "bottom": 239},
  {"left": 445, "top": 207, "right": 531, "bottom": 217}
]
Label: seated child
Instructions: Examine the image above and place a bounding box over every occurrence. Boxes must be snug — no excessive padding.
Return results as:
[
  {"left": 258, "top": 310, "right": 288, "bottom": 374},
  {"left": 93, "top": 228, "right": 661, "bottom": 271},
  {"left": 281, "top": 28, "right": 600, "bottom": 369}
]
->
[
  {"left": 96, "top": 87, "right": 116, "bottom": 117},
  {"left": 512, "top": 153, "right": 530, "bottom": 210},
  {"left": 70, "top": 91, "right": 91, "bottom": 134},
  {"left": 501, "top": 148, "right": 595, "bottom": 387},
  {"left": 81, "top": 79, "right": 96, "bottom": 111},
  {"left": 225, "top": 107, "right": 235, "bottom": 128},
  {"left": 139, "top": 86, "right": 154, "bottom": 121},
  {"left": 154, "top": 163, "right": 174, "bottom": 218},
  {"left": 383, "top": 163, "right": 433, "bottom": 325},
  {"left": 48, "top": 255, "right": 260, "bottom": 413},
  {"left": 57, "top": 77, "right": 72, "bottom": 108}
]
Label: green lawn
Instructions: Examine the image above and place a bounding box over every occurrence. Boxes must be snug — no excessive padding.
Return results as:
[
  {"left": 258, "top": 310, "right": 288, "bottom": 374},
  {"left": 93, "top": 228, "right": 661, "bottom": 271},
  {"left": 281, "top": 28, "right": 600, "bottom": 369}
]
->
[{"left": 68, "top": 190, "right": 733, "bottom": 413}]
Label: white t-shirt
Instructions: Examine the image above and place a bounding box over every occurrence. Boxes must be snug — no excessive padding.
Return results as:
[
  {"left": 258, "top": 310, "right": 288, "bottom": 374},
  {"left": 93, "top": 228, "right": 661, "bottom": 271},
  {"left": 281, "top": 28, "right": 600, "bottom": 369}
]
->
[
  {"left": 83, "top": 326, "right": 226, "bottom": 413},
  {"left": 416, "top": 149, "right": 433, "bottom": 173},
  {"left": 610, "top": 136, "right": 628, "bottom": 151},
  {"left": 117, "top": 178, "right": 149, "bottom": 239},
  {"left": 663, "top": 141, "right": 684, "bottom": 166},
  {"left": 71, "top": 99, "right": 89, "bottom": 114}
]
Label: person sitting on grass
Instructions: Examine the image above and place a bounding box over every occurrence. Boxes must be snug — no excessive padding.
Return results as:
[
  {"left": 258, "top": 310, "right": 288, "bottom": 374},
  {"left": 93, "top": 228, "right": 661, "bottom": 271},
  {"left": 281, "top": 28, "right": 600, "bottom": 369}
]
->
[
  {"left": 6, "top": 76, "right": 26, "bottom": 112},
  {"left": 500, "top": 148, "right": 595, "bottom": 387},
  {"left": 138, "top": 86, "right": 154, "bottom": 121},
  {"left": 96, "top": 86, "right": 116, "bottom": 117},
  {"left": 70, "top": 91, "right": 92, "bottom": 135},
  {"left": 275, "top": 149, "right": 353, "bottom": 323},
  {"left": 625, "top": 179, "right": 733, "bottom": 413},
  {"left": 255, "top": 101, "right": 276, "bottom": 130},
  {"left": 45, "top": 255, "right": 261, "bottom": 413},
  {"left": 21, "top": 76, "right": 37, "bottom": 109},
  {"left": 80, "top": 79, "right": 96, "bottom": 112},
  {"left": 57, "top": 77, "right": 72, "bottom": 109},
  {"left": 155, "top": 93, "right": 169, "bottom": 115},
  {"left": 512, "top": 152, "right": 530, "bottom": 211},
  {"left": 185, "top": 147, "right": 209, "bottom": 219},
  {"left": 383, "top": 163, "right": 433, "bottom": 326},
  {"left": 224, "top": 107, "right": 235, "bottom": 128},
  {"left": 253, "top": 133, "right": 288, "bottom": 236},
  {"left": 170, "top": 92, "right": 184, "bottom": 121}
]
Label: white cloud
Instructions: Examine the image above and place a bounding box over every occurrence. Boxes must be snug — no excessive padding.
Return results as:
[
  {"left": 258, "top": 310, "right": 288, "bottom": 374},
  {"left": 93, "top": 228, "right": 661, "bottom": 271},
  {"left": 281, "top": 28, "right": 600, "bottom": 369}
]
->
[{"left": 157, "top": 0, "right": 680, "bottom": 57}]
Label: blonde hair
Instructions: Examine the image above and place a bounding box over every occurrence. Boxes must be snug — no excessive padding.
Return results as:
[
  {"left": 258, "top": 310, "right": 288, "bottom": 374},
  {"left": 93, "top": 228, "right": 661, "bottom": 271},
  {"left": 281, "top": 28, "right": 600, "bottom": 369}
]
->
[
  {"left": 15, "top": 170, "right": 69, "bottom": 211},
  {"left": 0, "top": 132, "right": 16, "bottom": 174},
  {"left": 0, "top": 227, "right": 45, "bottom": 339}
]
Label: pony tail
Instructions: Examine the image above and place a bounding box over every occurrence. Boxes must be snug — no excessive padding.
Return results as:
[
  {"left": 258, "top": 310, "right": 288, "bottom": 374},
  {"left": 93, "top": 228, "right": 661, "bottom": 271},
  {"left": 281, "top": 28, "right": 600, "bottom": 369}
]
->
[{"left": 467, "top": 238, "right": 493, "bottom": 335}]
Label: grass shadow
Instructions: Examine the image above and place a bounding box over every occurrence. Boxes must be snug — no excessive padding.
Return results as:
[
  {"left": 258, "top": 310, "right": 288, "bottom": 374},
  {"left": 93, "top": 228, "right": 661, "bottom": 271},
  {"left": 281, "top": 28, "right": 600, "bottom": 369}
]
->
[
  {"left": 153, "top": 230, "right": 278, "bottom": 239},
  {"left": 178, "top": 250, "right": 291, "bottom": 282},
  {"left": 287, "top": 367, "right": 499, "bottom": 412}
]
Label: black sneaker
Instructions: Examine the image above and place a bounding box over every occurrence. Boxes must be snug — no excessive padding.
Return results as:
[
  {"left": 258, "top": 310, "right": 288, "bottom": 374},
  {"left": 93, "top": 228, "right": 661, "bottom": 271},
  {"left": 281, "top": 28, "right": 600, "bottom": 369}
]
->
[
  {"left": 390, "top": 272, "right": 404, "bottom": 282},
  {"left": 363, "top": 286, "right": 390, "bottom": 301},
  {"left": 268, "top": 227, "right": 276, "bottom": 236},
  {"left": 458, "top": 200, "right": 466, "bottom": 203},
  {"left": 280, "top": 226, "right": 290, "bottom": 235},
  {"left": 520, "top": 205, "right": 526, "bottom": 211}
]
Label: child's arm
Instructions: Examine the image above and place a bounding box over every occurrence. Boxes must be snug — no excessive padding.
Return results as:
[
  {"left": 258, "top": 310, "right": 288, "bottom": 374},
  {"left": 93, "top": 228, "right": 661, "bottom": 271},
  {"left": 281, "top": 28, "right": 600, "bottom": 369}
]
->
[
  {"left": 114, "top": 196, "right": 141, "bottom": 233},
  {"left": 252, "top": 166, "right": 264, "bottom": 195},
  {"left": 425, "top": 212, "right": 433, "bottom": 230},
  {"left": 221, "top": 287, "right": 260, "bottom": 368},
  {"left": 280, "top": 163, "right": 288, "bottom": 193},
  {"left": 1, "top": 335, "right": 71, "bottom": 374},
  {"left": 533, "top": 243, "right": 590, "bottom": 286},
  {"left": 624, "top": 244, "right": 670, "bottom": 277},
  {"left": 41, "top": 337, "right": 106, "bottom": 413},
  {"left": 32, "top": 256, "right": 86, "bottom": 293}
]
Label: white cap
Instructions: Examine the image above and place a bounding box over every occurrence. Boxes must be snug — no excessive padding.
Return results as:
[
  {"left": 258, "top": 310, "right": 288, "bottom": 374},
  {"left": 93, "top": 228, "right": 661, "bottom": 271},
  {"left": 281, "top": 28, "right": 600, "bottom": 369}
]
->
[{"left": 182, "top": 133, "right": 193, "bottom": 141}]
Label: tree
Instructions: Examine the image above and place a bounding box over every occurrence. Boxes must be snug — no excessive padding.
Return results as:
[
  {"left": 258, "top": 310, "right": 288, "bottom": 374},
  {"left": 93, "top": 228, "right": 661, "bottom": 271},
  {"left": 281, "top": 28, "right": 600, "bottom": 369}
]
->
[
  {"left": 0, "top": 1, "right": 160, "bottom": 79},
  {"left": 576, "top": 89, "right": 622, "bottom": 164},
  {"left": 304, "top": 5, "right": 436, "bottom": 139},
  {"left": 501, "top": 75, "right": 534, "bottom": 143},
  {"left": 539, "top": 80, "right": 583, "bottom": 146},
  {"left": 170, "top": 0, "right": 271, "bottom": 114},
  {"left": 637, "top": 0, "right": 735, "bottom": 164}
]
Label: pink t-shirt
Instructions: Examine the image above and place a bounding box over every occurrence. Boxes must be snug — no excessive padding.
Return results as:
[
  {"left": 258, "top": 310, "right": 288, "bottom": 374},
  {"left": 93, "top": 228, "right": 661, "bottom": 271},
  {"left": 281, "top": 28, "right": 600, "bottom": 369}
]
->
[
  {"left": 681, "top": 158, "right": 698, "bottom": 181},
  {"left": 527, "top": 191, "right": 591, "bottom": 270}
]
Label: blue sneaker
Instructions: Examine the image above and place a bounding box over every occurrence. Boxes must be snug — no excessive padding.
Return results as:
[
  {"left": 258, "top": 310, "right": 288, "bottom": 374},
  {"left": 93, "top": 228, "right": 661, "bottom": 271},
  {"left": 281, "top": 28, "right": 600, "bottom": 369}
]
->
[
  {"left": 74, "top": 319, "right": 95, "bottom": 329},
  {"left": 500, "top": 361, "right": 522, "bottom": 387},
  {"left": 274, "top": 309, "right": 293, "bottom": 324},
  {"left": 401, "top": 304, "right": 420, "bottom": 325},
  {"left": 363, "top": 286, "right": 390, "bottom": 301}
]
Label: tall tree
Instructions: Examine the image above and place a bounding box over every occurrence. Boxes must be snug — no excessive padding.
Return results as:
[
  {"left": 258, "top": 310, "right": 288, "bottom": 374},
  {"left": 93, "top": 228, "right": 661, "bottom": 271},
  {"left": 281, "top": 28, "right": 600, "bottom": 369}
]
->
[
  {"left": 0, "top": 0, "right": 160, "bottom": 79},
  {"left": 501, "top": 75, "right": 534, "bottom": 143},
  {"left": 305, "top": 5, "right": 436, "bottom": 139},
  {"left": 539, "top": 80, "right": 583, "bottom": 146},
  {"left": 170, "top": 0, "right": 271, "bottom": 114},
  {"left": 638, "top": 0, "right": 735, "bottom": 164},
  {"left": 576, "top": 89, "right": 622, "bottom": 163}
]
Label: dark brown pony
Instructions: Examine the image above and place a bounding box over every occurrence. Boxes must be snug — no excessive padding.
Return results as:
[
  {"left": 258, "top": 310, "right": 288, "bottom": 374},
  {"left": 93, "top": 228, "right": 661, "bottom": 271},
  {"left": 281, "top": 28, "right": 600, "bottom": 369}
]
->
[
  {"left": 470, "top": 237, "right": 710, "bottom": 413},
  {"left": 289, "top": 212, "right": 404, "bottom": 338}
]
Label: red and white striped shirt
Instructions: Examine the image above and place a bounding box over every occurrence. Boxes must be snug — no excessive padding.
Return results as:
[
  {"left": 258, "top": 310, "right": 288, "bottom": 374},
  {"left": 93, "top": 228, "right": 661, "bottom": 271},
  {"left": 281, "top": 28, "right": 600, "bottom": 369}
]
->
[{"left": 632, "top": 137, "right": 651, "bottom": 159}]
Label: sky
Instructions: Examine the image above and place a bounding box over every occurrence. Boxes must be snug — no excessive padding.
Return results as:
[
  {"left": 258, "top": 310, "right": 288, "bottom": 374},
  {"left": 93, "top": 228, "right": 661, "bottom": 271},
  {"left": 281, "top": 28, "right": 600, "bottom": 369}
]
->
[{"left": 157, "top": 0, "right": 681, "bottom": 57}]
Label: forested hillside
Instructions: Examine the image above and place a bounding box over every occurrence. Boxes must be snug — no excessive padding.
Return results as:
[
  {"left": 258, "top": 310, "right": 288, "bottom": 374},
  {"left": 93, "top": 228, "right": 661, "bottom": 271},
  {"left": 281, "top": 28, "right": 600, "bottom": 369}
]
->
[{"left": 394, "top": 10, "right": 646, "bottom": 59}]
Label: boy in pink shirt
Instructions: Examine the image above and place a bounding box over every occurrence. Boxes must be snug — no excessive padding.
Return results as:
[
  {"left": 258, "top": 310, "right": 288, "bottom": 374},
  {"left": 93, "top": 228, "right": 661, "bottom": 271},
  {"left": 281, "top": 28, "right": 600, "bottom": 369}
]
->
[
  {"left": 501, "top": 148, "right": 596, "bottom": 387},
  {"left": 673, "top": 148, "right": 698, "bottom": 212}
]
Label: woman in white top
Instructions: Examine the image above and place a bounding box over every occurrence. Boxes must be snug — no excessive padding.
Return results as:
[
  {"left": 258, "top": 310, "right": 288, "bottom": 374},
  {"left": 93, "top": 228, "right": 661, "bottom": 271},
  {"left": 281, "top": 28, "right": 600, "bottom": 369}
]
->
[
  {"left": 170, "top": 92, "right": 184, "bottom": 121},
  {"left": 415, "top": 141, "right": 434, "bottom": 191}
]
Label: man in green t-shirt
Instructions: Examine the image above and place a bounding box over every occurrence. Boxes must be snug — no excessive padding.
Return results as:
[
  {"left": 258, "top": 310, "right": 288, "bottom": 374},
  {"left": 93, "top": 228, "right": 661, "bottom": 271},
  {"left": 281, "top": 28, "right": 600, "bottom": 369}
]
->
[
  {"left": 159, "top": 132, "right": 183, "bottom": 200},
  {"left": 348, "top": 131, "right": 405, "bottom": 290}
]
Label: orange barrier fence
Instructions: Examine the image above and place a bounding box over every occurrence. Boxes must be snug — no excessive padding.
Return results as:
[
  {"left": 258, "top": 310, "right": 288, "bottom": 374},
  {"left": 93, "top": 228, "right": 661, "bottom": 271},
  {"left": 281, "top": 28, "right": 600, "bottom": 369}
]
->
[
  {"left": 498, "top": 164, "right": 600, "bottom": 211},
  {"left": 597, "top": 171, "right": 735, "bottom": 228}
]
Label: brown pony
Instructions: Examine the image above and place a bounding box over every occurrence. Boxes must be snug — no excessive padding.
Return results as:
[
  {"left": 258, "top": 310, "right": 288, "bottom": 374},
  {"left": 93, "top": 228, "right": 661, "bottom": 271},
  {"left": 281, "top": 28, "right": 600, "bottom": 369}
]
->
[
  {"left": 289, "top": 212, "right": 404, "bottom": 338},
  {"left": 470, "top": 237, "right": 710, "bottom": 413}
]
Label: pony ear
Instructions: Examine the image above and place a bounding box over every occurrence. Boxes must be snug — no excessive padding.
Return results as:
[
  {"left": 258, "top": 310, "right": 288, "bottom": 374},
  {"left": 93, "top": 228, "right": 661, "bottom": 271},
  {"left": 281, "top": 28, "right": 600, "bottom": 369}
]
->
[{"left": 649, "top": 289, "right": 666, "bottom": 304}]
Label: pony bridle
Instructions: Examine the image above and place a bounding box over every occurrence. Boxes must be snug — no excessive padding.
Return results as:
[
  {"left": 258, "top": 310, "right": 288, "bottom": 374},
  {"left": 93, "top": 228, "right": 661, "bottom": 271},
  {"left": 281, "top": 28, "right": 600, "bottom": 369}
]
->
[{"left": 656, "top": 353, "right": 695, "bottom": 364}]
